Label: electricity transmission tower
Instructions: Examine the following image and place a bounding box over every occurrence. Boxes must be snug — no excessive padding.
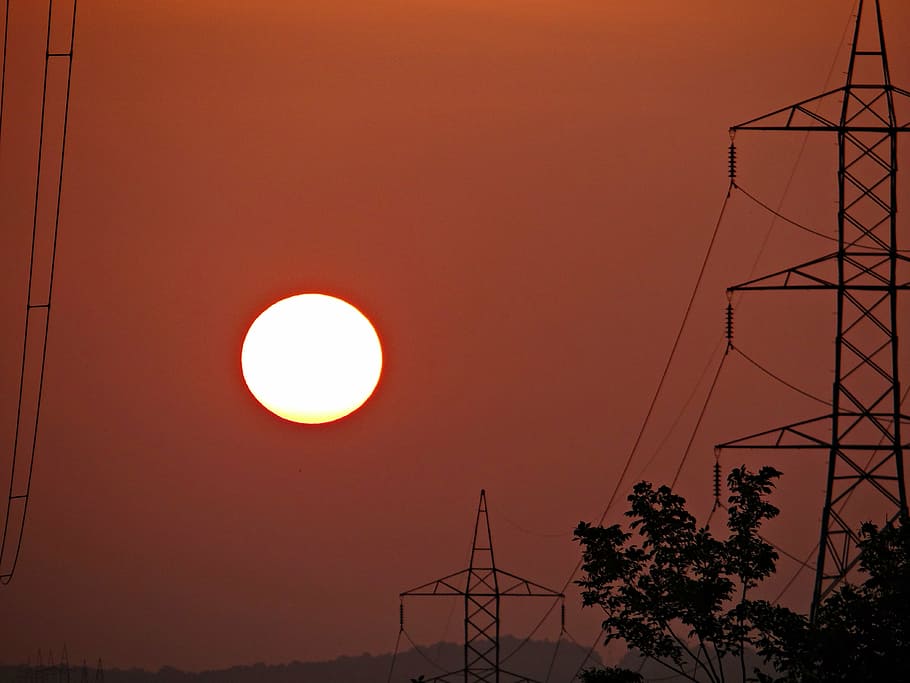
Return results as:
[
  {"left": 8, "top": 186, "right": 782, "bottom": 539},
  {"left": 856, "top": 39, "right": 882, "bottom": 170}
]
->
[
  {"left": 400, "top": 490, "right": 564, "bottom": 683},
  {"left": 717, "top": 0, "right": 909, "bottom": 618},
  {"left": 1, "top": 0, "right": 79, "bottom": 584}
]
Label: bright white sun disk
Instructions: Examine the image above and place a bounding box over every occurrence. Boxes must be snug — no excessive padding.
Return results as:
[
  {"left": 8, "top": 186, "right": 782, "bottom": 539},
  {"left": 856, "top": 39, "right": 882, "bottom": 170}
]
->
[{"left": 241, "top": 294, "right": 382, "bottom": 424}]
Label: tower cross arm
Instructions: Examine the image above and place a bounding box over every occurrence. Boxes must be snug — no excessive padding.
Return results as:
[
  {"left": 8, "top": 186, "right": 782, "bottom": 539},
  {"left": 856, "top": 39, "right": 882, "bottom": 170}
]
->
[
  {"left": 732, "top": 88, "right": 843, "bottom": 132},
  {"left": 731, "top": 86, "right": 910, "bottom": 132},
  {"left": 716, "top": 415, "right": 835, "bottom": 450},
  {"left": 494, "top": 568, "right": 564, "bottom": 598},
  {"left": 728, "top": 253, "right": 910, "bottom": 292},
  {"left": 401, "top": 567, "right": 564, "bottom": 598},
  {"left": 727, "top": 253, "right": 839, "bottom": 292},
  {"left": 400, "top": 569, "right": 472, "bottom": 597}
]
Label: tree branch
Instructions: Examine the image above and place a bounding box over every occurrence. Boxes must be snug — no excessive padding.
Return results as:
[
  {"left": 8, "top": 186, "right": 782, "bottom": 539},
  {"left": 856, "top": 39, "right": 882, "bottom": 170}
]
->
[
  {"left": 647, "top": 652, "right": 704, "bottom": 683},
  {"left": 711, "top": 641, "right": 726, "bottom": 683},
  {"left": 696, "top": 637, "right": 722, "bottom": 683},
  {"left": 659, "top": 619, "right": 710, "bottom": 682}
]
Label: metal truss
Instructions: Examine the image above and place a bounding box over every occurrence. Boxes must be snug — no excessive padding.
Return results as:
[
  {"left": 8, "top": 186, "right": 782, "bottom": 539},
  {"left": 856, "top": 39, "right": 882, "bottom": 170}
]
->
[
  {"left": 401, "top": 491, "right": 564, "bottom": 683},
  {"left": 716, "top": 0, "right": 908, "bottom": 619}
]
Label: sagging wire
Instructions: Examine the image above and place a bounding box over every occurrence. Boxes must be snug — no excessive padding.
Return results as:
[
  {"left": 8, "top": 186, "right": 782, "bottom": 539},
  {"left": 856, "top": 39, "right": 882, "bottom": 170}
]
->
[
  {"left": 668, "top": 297, "right": 735, "bottom": 491},
  {"left": 565, "top": 150, "right": 740, "bottom": 682},
  {"left": 726, "top": 291, "right": 832, "bottom": 409},
  {"left": 542, "top": 602, "right": 567, "bottom": 683},
  {"left": 507, "top": 174, "right": 737, "bottom": 670},
  {"left": 668, "top": 350, "right": 728, "bottom": 490},
  {"left": 731, "top": 346, "right": 831, "bottom": 407},
  {"left": 634, "top": 336, "right": 726, "bottom": 483},
  {"left": 386, "top": 602, "right": 405, "bottom": 683},
  {"left": 736, "top": 180, "right": 909, "bottom": 252},
  {"left": 565, "top": 6, "right": 864, "bottom": 676},
  {"left": 402, "top": 629, "right": 449, "bottom": 675},
  {"left": 734, "top": 183, "right": 838, "bottom": 243}
]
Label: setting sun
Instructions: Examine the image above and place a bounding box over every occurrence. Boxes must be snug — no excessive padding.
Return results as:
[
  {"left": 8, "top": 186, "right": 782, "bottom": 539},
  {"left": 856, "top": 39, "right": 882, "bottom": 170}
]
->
[{"left": 240, "top": 294, "right": 382, "bottom": 424}]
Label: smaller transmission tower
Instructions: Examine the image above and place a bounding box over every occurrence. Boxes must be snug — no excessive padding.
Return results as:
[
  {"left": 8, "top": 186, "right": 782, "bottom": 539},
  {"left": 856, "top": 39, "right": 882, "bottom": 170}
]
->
[{"left": 400, "top": 491, "right": 564, "bottom": 683}]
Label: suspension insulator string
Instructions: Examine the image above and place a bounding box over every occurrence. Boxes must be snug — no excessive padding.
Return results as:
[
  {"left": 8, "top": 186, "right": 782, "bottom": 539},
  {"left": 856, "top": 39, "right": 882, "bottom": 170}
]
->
[
  {"left": 713, "top": 449, "right": 722, "bottom": 509},
  {"left": 728, "top": 142, "right": 737, "bottom": 181},
  {"left": 399, "top": 601, "right": 404, "bottom": 631},
  {"left": 560, "top": 601, "right": 566, "bottom": 632},
  {"left": 725, "top": 301, "right": 734, "bottom": 352}
]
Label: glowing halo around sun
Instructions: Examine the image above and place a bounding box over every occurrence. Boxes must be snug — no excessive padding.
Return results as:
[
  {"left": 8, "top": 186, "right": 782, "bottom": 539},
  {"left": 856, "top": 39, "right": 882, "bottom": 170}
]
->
[{"left": 240, "top": 293, "right": 383, "bottom": 424}]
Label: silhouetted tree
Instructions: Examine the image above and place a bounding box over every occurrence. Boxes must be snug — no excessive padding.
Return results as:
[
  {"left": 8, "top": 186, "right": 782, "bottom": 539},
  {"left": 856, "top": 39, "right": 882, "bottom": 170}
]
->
[
  {"left": 574, "top": 466, "right": 910, "bottom": 682},
  {"left": 577, "top": 666, "right": 644, "bottom": 682},
  {"left": 752, "top": 518, "right": 910, "bottom": 682},
  {"left": 575, "top": 466, "right": 782, "bottom": 682}
]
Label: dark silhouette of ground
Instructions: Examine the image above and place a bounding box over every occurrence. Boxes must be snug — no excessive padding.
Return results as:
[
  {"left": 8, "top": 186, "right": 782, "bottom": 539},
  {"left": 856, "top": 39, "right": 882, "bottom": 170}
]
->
[{"left": 0, "top": 637, "right": 600, "bottom": 683}]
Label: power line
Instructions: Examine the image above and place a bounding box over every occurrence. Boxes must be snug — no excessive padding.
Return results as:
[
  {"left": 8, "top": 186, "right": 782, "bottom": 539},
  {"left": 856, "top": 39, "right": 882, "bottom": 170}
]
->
[
  {"left": 402, "top": 628, "right": 450, "bottom": 674},
  {"left": 670, "top": 349, "right": 729, "bottom": 489},
  {"left": 564, "top": 5, "right": 866, "bottom": 673},
  {"left": 386, "top": 628, "right": 404, "bottom": 683},
  {"left": 503, "top": 184, "right": 736, "bottom": 671},
  {"left": 635, "top": 337, "right": 727, "bottom": 482},
  {"left": 733, "top": 183, "right": 836, "bottom": 243},
  {"left": 731, "top": 345, "right": 831, "bottom": 407}
]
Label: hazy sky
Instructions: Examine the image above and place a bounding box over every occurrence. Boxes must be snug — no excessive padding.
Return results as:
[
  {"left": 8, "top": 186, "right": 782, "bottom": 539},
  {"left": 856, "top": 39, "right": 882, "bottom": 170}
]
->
[{"left": 1, "top": 0, "right": 908, "bottom": 672}]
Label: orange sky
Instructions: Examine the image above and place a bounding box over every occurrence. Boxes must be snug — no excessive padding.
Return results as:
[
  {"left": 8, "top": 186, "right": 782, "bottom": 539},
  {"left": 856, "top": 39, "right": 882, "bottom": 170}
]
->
[{"left": 1, "top": 0, "right": 908, "bottom": 672}]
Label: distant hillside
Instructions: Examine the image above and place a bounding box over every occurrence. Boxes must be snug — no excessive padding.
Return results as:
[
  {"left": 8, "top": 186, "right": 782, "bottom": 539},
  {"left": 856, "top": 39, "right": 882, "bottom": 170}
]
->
[{"left": 0, "top": 637, "right": 601, "bottom": 683}]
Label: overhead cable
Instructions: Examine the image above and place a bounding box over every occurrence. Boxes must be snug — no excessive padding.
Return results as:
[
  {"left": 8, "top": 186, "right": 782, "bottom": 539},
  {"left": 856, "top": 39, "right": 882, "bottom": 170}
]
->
[
  {"left": 504, "top": 182, "right": 736, "bottom": 671},
  {"left": 731, "top": 345, "right": 832, "bottom": 407}
]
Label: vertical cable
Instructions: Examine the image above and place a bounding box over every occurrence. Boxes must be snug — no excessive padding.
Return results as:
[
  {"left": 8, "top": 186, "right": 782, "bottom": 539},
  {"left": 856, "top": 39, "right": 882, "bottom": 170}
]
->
[
  {"left": 1, "top": 0, "right": 79, "bottom": 584},
  {"left": 0, "top": 0, "right": 10, "bottom": 144}
]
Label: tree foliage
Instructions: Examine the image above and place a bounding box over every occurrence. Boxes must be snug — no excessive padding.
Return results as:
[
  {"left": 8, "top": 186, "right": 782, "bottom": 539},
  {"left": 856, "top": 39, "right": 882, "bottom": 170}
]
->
[
  {"left": 575, "top": 466, "right": 782, "bottom": 682},
  {"left": 754, "top": 519, "right": 910, "bottom": 682},
  {"left": 577, "top": 666, "right": 644, "bottom": 683},
  {"left": 574, "top": 466, "right": 910, "bottom": 682}
]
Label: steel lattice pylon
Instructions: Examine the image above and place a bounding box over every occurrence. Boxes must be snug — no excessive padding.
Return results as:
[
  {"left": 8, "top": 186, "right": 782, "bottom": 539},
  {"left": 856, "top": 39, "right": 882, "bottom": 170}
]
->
[
  {"left": 717, "top": 0, "right": 909, "bottom": 619},
  {"left": 400, "top": 491, "right": 563, "bottom": 683}
]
